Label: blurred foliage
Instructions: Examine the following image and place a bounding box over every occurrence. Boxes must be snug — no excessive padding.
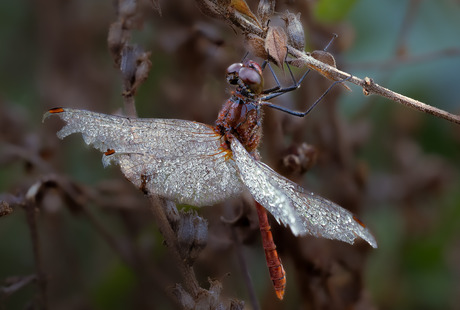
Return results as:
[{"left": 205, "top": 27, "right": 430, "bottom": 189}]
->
[
  {"left": 1, "top": 0, "right": 460, "bottom": 309},
  {"left": 313, "top": 0, "right": 358, "bottom": 23}
]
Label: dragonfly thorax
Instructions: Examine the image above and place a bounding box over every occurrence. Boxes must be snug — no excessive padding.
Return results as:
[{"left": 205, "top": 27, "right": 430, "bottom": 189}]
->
[{"left": 215, "top": 93, "right": 263, "bottom": 155}]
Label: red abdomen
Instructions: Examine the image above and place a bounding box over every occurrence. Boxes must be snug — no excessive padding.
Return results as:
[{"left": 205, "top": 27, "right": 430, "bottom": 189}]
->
[{"left": 255, "top": 201, "right": 286, "bottom": 300}]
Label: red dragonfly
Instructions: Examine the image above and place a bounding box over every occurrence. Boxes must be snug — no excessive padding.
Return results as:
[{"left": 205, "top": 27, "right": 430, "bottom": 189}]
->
[{"left": 44, "top": 60, "right": 377, "bottom": 300}]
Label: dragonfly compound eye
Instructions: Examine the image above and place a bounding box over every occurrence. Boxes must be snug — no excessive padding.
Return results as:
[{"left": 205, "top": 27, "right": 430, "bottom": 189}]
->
[
  {"left": 226, "top": 62, "right": 243, "bottom": 85},
  {"left": 239, "top": 67, "right": 263, "bottom": 94}
]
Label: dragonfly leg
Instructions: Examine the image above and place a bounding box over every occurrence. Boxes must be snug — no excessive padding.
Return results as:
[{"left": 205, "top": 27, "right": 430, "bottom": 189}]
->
[
  {"left": 261, "top": 75, "right": 352, "bottom": 117},
  {"left": 260, "top": 33, "right": 339, "bottom": 99}
]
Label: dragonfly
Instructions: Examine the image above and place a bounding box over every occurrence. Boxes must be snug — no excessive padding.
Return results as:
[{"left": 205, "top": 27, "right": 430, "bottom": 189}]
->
[{"left": 43, "top": 59, "right": 377, "bottom": 300}]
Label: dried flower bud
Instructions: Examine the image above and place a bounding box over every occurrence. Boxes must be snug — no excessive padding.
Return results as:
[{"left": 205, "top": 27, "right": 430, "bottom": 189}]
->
[
  {"left": 257, "top": 0, "right": 275, "bottom": 28},
  {"left": 282, "top": 11, "right": 305, "bottom": 51}
]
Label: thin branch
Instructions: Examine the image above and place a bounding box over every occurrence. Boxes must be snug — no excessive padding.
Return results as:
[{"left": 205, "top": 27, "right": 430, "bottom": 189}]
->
[
  {"left": 394, "top": 0, "right": 421, "bottom": 56},
  {"left": 24, "top": 194, "right": 47, "bottom": 310},
  {"left": 147, "top": 195, "right": 201, "bottom": 297},
  {"left": 0, "top": 275, "right": 37, "bottom": 297},
  {"left": 229, "top": 226, "right": 260, "bottom": 310},
  {"left": 288, "top": 47, "right": 460, "bottom": 124}
]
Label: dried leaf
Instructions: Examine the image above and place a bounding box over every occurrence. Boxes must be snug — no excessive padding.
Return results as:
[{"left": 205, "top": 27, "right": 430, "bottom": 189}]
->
[
  {"left": 120, "top": 46, "right": 152, "bottom": 95},
  {"left": 311, "top": 50, "right": 350, "bottom": 90},
  {"left": 282, "top": 11, "right": 305, "bottom": 51},
  {"left": 245, "top": 33, "right": 268, "bottom": 59},
  {"left": 107, "top": 21, "right": 126, "bottom": 66},
  {"left": 311, "top": 50, "right": 336, "bottom": 68},
  {"left": 265, "top": 26, "right": 288, "bottom": 68},
  {"left": 257, "top": 0, "right": 275, "bottom": 28},
  {"left": 288, "top": 57, "right": 306, "bottom": 68},
  {"left": 226, "top": 0, "right": 263, "bottom": 34},
  {"left": 230, "top": 0, "right": 261, "bottom": 27},
  {"left": 132, "top": 51, "right": 152, "bottom": 94}
]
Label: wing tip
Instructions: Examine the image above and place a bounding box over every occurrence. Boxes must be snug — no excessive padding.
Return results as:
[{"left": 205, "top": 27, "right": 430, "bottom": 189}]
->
[
  {"left": 364, "top": 235, "right": 378, "bottom": 249},
  {"left": 355, "top": 228, "right": 378, "bottom": 249},
  {"left": 352, "top": 215, "right": 378, "bottom": 248}
]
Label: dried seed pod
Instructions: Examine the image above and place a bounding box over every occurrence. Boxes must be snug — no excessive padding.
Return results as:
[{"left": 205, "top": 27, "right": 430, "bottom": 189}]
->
[
  {"left": 257, "top": 0, "right": 275, "bottom": 28},
  {"left": 282, "top": 11, "right": 305, "bottom": 51},
  {"left": 265, "top": 26, "right": 288, "bottom": 68}
]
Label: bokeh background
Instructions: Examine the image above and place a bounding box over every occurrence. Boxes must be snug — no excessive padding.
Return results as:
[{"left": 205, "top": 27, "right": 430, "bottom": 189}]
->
[{"left": 1, "top": 0, "right": 460, "bottom": 309}]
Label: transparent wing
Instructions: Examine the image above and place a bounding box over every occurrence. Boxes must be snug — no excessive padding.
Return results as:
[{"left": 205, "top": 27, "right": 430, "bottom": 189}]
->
[
  {"left": 44, "top": 108, "right": 244, "bottom": 206},
  {"left": 230, "top": 137, "right": 377, "bottom": 248}
]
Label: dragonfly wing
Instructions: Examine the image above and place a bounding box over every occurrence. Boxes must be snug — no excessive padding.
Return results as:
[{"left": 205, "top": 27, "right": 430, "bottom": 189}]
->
[
  {"left": 229, "top": 137, "right": 305, "bottom": 235},
  {"left": 44, "top": 108, "right": 244, "bottom": 206},
  {"left": 271, "top": 175, "right": 377, "bottom": 248},
  {"left": 230, "top": 137, "right": 377, "bottom": 248}
]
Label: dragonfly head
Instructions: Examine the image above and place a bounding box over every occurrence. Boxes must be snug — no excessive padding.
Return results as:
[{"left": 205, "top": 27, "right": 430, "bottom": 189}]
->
[{"left": 226, "top": 60, "right": 264, "bottom": 96}]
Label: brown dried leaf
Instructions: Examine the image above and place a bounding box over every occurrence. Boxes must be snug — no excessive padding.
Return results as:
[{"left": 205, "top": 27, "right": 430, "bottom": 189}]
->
[
  {"left": 107, "top": 21, "right": 126, "bottom": 66},
  {"left": 227, "top": 0, "right": 262, "bottom": 32},
  {"left": 288, "top": 57, "right": 306, "bottom": 68},
  {"left": 311, "top": 50, "right": 350, "bottom": 90},
  {"left": 311, "top": 50, "right": 336, "bottom": 68},
  {"left": 120, "top": 46, "right": 152, "bottom": 96},
  {"left": 245, "top": 33, "right": 268, "bottom": 59},
  {"left": 132, "top": 51, "right": 152, "bottom": 93},
  {"left": 282, "top": 11, "right": 305, "bottom": 51},
  {"left": 257, "top": 0, "right": 275, "bottom": 28},
  {"left": 265, "top": 26, "right": 288, "bottom": 68},
  {"left": 230, "top": 0, "right": 261, "bottom": 27}
]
